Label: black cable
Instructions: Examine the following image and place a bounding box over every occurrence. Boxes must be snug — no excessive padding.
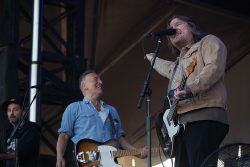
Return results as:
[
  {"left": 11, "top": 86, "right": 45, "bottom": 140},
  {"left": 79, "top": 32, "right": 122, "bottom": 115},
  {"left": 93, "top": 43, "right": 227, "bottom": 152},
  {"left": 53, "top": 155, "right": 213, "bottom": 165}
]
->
[
  {"left": 21, "top": 87, "right": 30, "bottom": 111},
  {"left": 158, "top": 141, "right": 166, "bottom": 167}
]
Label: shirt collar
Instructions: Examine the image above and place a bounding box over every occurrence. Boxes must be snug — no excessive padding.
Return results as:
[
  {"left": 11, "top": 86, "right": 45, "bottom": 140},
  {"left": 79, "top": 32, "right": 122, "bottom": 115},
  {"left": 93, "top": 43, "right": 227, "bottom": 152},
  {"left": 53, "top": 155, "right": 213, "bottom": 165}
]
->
[
  {"left": 179, "top": 42, "right": 196, "bottom": 58},
  {"left": 82, "top": 97, "right": 106, "bottom": 106},
  {"left": 186, "top": 42, "right": 194, "bottom": 49}
]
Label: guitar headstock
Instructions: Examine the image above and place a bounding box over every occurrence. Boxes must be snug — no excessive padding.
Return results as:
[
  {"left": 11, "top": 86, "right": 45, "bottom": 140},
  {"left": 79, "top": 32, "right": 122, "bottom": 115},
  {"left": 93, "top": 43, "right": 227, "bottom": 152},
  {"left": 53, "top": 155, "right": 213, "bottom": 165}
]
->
[{"left": 185, "top": 57, "right": 197, "bottom": 77}]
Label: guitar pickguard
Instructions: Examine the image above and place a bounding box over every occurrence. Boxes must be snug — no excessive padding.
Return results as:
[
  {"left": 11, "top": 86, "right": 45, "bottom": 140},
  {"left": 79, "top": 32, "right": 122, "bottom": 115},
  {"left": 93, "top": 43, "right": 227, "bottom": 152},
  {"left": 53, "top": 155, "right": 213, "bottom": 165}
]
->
[{"left": 98, "top": 145, "right": 122, "bottom": 167}]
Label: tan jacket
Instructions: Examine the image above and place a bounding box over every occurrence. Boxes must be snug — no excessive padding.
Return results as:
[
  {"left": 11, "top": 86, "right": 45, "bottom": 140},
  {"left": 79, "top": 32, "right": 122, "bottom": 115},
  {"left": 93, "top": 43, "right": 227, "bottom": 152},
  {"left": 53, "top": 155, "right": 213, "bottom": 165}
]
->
[{"left": 153, "top": 35, "right": 227, "bottom": 114}]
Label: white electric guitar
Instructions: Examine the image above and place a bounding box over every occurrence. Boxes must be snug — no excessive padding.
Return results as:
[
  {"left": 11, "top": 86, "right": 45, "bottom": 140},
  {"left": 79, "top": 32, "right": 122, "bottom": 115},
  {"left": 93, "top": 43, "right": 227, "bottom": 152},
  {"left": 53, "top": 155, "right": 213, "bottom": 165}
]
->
[
  {"left": 160, "top": 58, "right": 197, "bottom": 158},
  {"left": 75, "top": 139, "right": 159, "bottom": 167}
]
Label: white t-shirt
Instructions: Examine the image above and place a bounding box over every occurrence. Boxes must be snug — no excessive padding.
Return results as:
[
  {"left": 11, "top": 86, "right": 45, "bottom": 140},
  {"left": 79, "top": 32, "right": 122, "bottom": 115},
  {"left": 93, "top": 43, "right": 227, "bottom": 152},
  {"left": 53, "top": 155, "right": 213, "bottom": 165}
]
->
[{"left": 98, "top": 105, "right": 108, "bottom": 123}]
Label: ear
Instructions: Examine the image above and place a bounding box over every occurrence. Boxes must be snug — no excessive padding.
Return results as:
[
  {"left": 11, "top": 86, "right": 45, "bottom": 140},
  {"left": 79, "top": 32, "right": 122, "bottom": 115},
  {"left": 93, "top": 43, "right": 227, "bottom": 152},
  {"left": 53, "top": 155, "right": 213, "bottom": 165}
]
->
[
  {"left": 80, "top": 82, "right": 87, "bottom": 92},
  {"left": 83, "top": 82, "right": 87, "bottom": 89}
]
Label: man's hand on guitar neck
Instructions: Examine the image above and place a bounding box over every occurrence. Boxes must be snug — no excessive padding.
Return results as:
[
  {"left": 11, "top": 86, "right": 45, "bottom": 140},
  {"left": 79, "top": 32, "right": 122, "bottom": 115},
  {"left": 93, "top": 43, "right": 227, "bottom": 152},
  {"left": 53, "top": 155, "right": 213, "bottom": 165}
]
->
[
  {"left": 135, "top": 146, "right": 148, "bottom": 159},
  {"left": 119, "top": 136, "right": 148, "bottom": 159}
]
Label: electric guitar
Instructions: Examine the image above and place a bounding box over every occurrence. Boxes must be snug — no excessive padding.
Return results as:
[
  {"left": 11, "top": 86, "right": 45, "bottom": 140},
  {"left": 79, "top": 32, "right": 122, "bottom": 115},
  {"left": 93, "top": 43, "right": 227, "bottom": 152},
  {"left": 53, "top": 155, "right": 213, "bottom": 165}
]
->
[
  {"left": 156, "top": 57, "right": 197, "bottom": 158},
  {"left": 74, "top": 139, "right": 159, "bottom": 167}
]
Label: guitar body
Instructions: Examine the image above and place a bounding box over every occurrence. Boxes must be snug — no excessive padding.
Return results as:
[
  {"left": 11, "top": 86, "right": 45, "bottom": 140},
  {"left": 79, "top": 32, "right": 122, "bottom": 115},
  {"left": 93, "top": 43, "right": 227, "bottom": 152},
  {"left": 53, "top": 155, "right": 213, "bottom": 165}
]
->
[
  {"left": 155, "top": 99, "right": 185, "bottom": 158},
  {"left": 162, "top": 108, "right": 185, "bottom": 158},
  {"left": 155, "top": 111, "right": 172, "bottom": 158},
  {"left": 75, "top": 139, "right": 122, "bottom": 167}
]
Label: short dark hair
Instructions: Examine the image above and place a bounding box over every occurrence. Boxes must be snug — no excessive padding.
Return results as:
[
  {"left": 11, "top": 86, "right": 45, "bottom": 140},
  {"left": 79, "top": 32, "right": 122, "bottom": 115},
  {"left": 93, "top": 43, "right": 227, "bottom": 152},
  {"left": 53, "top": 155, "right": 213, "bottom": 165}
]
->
[
  {"left": 79, "top": 70, "right": 97, "bottom": 89},
  {"left": 166, "top": 15, "right": 207, "bottom": 55}
]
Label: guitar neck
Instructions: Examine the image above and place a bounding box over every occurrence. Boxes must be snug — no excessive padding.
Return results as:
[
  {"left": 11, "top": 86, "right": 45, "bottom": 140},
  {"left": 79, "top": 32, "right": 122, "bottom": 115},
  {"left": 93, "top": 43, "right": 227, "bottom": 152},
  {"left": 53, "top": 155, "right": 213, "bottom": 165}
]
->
[
  {"left": 113, "top": 147, "right": 159, "bottom": 158},
  {"left": 168, "top": 75, "right": 187, "bottom": 120},
  {"left": 179, "top": 74, "right": 187, "bottom": 90}
]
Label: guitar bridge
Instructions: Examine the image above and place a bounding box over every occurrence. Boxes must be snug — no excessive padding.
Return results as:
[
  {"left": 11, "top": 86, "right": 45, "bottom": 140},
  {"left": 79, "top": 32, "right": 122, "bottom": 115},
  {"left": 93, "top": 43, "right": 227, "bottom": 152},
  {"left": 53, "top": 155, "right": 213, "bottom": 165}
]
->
[{"left": 76, "top": 151, "right": 99, "bottom": 163}]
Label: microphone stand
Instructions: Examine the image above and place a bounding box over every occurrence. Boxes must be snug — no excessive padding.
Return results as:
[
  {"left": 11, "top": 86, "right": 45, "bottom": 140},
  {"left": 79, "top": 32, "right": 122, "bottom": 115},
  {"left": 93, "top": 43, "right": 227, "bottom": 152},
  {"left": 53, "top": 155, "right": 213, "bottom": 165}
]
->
[
  {"left": 6, "top": 88, "right": 40, "bottom": 167},
  {"left": 137, "top": 37, "right": 163, "bottom": 167}
]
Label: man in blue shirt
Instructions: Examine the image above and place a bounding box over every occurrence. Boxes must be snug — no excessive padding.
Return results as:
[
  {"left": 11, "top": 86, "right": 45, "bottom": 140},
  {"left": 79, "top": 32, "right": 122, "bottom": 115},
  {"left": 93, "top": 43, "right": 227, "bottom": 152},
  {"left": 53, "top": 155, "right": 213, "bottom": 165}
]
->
[{"left": 56, "top": 70, "right": 147, "bottom": 167}]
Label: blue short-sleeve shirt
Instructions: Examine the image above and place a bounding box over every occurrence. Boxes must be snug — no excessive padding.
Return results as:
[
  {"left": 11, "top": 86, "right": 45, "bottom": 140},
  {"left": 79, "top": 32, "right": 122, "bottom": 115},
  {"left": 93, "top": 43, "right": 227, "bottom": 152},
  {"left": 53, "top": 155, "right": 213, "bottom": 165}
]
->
[{"left": 58, "top": 97, "right": 126, "bottom": 144}]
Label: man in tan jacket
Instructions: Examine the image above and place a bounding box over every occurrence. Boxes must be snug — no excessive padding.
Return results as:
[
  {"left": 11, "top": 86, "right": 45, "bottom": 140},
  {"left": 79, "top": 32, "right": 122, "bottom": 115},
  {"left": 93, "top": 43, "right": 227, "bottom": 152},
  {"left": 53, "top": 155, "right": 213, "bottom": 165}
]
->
[{"left": 146, "top": 15, "right": 229, "bottom": 167}]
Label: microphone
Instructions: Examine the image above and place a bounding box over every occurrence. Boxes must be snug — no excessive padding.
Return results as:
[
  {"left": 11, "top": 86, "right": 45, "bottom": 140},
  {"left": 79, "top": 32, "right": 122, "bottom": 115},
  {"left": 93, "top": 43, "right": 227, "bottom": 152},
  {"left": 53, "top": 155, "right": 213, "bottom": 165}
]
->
[{"left": 146, "top": 28, "right": 176, "bottom": 38}]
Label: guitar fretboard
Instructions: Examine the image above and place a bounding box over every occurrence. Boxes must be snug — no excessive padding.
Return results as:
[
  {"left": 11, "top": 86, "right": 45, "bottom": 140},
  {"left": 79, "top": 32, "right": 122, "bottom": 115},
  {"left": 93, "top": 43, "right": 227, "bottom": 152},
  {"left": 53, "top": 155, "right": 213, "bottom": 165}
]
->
[
  {"left": 167, "top": 74, "right": 187, "bottom": 120},
  {"left": 167, "top": 57, "right": 197, "bottom": 121},
  {"left": 113, "top": 147, "right": 159, "bottom": 158}
]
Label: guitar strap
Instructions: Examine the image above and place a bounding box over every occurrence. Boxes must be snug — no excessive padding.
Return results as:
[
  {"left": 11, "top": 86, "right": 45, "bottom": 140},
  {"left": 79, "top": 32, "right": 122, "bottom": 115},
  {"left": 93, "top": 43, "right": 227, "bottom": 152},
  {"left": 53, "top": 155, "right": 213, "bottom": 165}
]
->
[
  {"left": 167, "top": 58, "right": 181, "bottom": 93},
  {"left": 108, "top": 112, "right": 116, "bottom": 137},
  {"left": 164, "top": 58, "right": 180, "bottom": 109},
  {"left": 108, "top": 113, "right": 122, "bottom": 150}
]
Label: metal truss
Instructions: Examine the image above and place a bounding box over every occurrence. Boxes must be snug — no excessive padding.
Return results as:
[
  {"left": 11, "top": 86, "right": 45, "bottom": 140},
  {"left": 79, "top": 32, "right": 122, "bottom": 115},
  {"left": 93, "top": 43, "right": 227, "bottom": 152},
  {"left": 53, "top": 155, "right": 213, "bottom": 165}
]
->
[{"left": 16, "top": 0, "right": 86, "bottom": 154}]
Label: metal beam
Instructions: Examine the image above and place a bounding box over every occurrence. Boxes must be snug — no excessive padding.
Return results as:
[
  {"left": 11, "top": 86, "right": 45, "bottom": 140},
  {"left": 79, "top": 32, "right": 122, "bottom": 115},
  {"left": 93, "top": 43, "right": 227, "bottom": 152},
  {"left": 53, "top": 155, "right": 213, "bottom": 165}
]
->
[{"left": 15, "top": 0, "right": 86, "bottom": 153}]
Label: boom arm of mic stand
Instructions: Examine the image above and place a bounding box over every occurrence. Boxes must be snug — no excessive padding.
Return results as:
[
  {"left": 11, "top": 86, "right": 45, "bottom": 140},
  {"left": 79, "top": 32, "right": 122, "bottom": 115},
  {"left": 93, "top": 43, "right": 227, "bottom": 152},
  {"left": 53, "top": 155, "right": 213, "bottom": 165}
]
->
[
  {"left": 6, "top": 89, "right": 41, "bottom": 146},
  {"left": 137, "top": 37, "right": 162, "bottom": 109}
]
